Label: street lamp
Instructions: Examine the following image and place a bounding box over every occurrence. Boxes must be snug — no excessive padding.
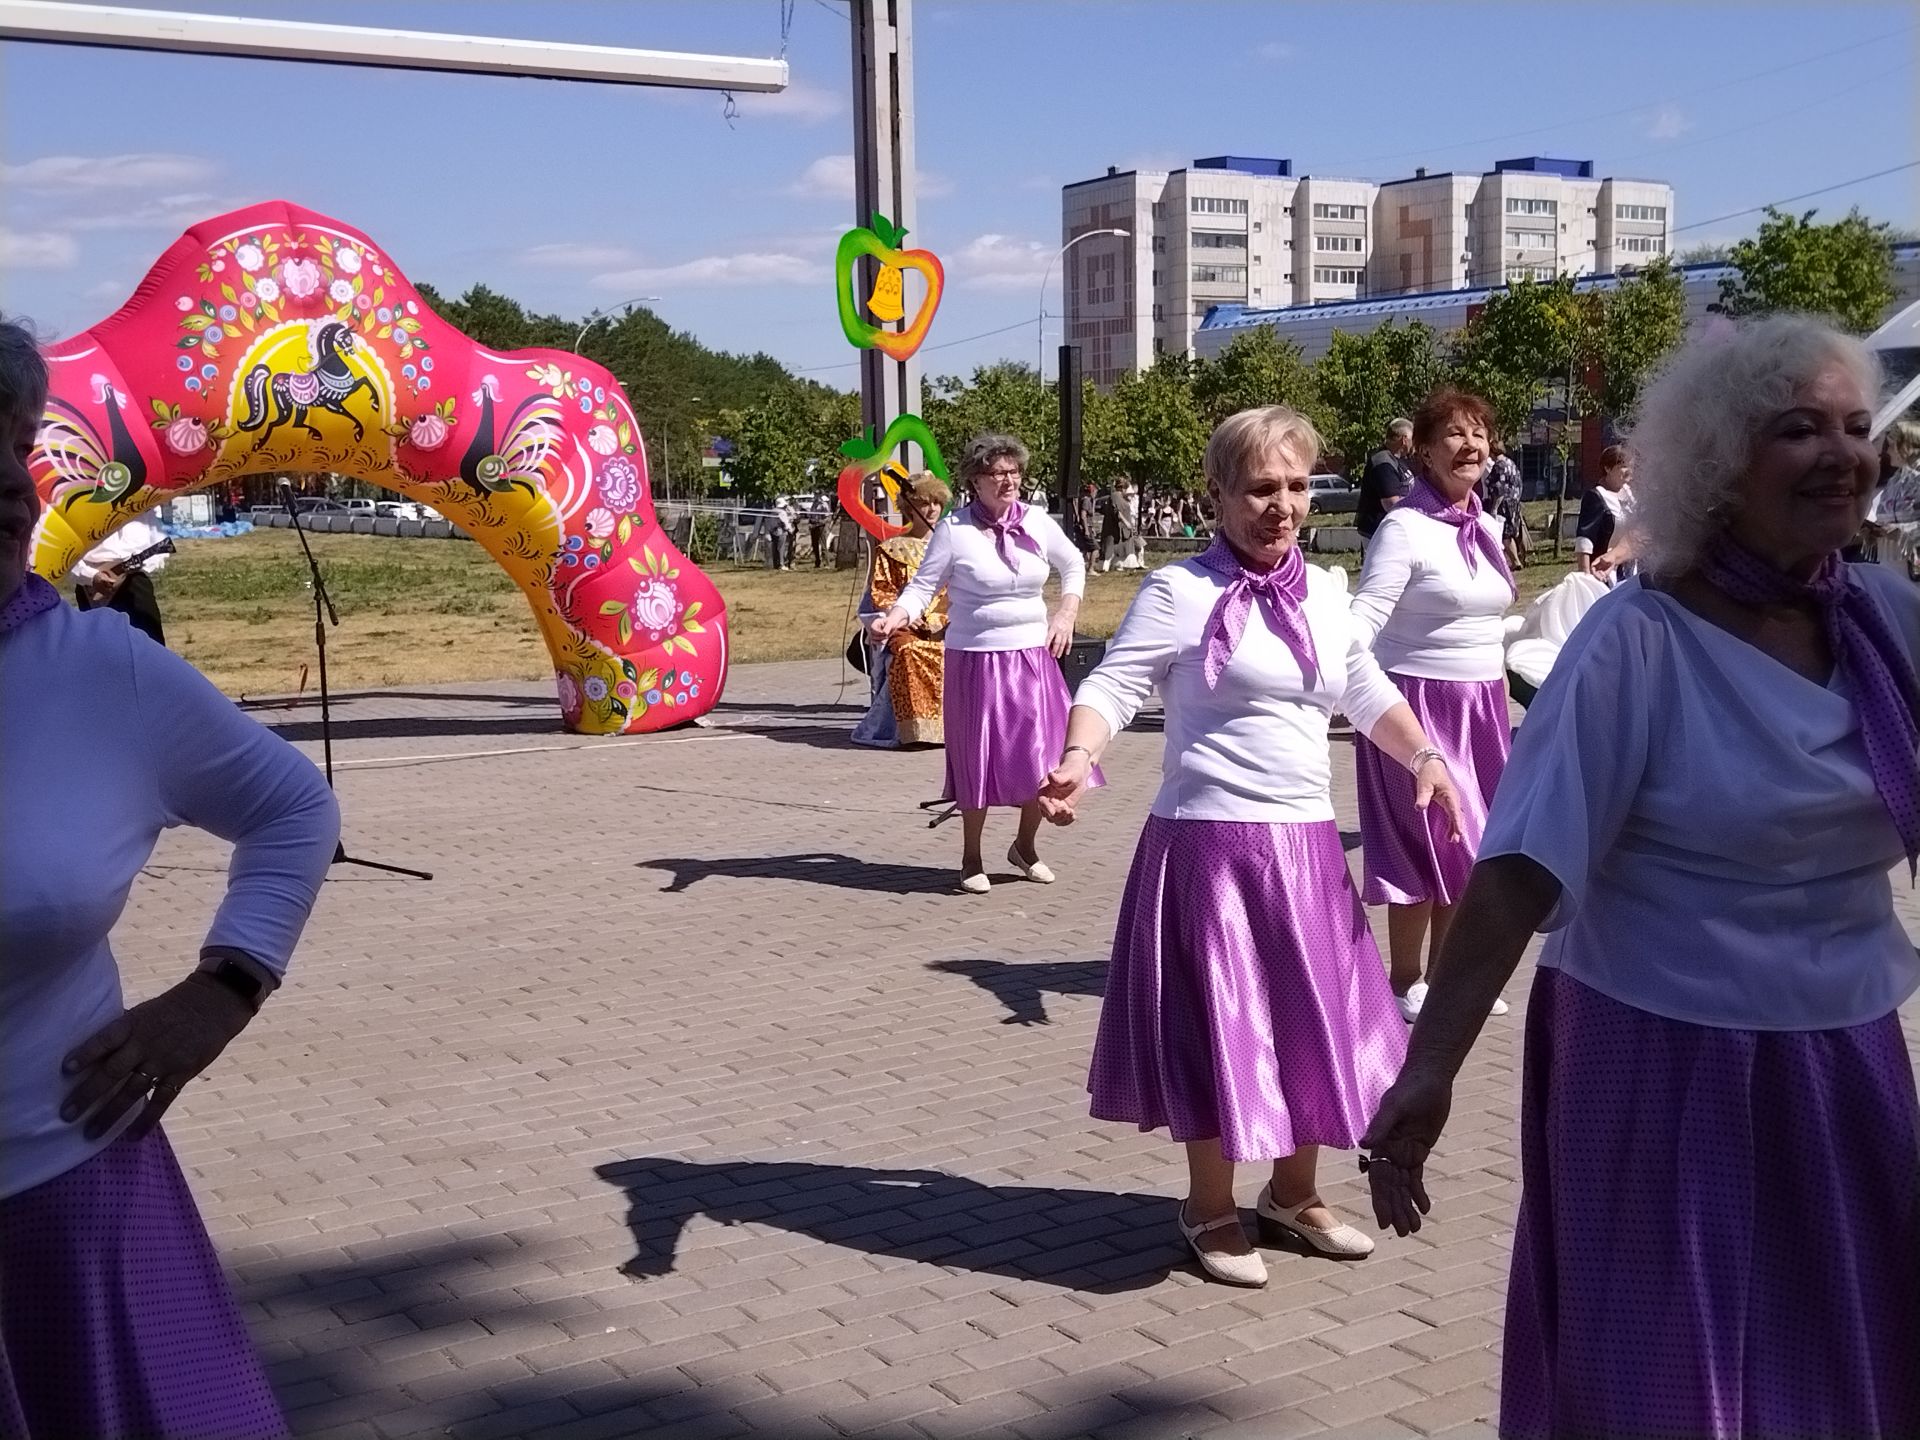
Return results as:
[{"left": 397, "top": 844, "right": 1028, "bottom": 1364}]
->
[
  {"left": 574, "top": 296, "right": 661, "bottom": 352},
  {"left": 1038, "top": 228, "right": 1129, "bottom": 378}
]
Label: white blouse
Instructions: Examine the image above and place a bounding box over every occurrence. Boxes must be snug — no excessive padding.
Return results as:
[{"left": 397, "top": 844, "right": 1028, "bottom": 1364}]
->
[
  {"left": 1350, "top": 507, "right": 1511, "bottom": 681},
  {"left": 1480, "top": 568, "right": 1920, "bottom": 1030},
  {"left": 1073, "top": 559, "right": 1406, "bottom": 823},
  {"left": 895, "top": 506, "right": 1085, "bottom": 652}
]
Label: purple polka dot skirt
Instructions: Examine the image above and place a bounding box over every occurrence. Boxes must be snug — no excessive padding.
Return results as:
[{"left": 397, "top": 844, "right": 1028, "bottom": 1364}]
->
[
  {"left": 0, "top": 1129, "right": 289, "bottom": 1440},
  {"left": 943, "top": 646, "right": 1101, "bottom": 810},
  {"left": 1088, "top": 817, "right": 1408, "bottom": 1164},
  {"left": 1354, "top": 672, "right": 1510, "bottom": 907},
  {"left": 1502, "top": 967, "right": 1920, "bottom": 1439}
]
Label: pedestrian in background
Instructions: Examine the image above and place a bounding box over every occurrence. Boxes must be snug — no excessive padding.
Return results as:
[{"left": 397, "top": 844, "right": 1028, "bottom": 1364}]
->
[{"left": 1356, "top": 418, "right": 1415, "bottom": 544}]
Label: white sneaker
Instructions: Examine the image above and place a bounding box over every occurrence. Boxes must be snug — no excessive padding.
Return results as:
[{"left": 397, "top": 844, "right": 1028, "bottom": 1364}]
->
[
  {"left": 1490, "top": 996, "right": 1511, "bottom": 1017},
  {"left": 1396, "top": 981, "right": 1429, "bottom": 1023}
]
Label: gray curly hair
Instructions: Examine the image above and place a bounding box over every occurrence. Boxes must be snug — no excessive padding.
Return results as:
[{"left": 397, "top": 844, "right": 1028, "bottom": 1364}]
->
[
  {"left": 958, "top": 432, "right": 1030, "bottom": 487},
  {"left": 0, "top": 315, "right": 49, "bottom": 427},
  {"left": 1627, "top": 313, "right": 1879, "bottom": 579}
]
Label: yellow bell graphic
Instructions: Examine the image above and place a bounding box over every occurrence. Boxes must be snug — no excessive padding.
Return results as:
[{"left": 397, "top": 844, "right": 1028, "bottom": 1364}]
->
[{"left": 866, "top": 263, "right": 906, "bottom": 323}]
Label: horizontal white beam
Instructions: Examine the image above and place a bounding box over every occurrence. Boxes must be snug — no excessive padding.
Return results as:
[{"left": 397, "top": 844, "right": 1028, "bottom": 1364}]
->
[{"left": 0, "top": 1, "right": 789, "bottom": 90}]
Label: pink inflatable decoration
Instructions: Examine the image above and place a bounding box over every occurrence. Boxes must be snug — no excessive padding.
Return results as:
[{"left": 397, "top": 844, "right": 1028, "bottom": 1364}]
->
[{"left": 29, "top": 200, "right": 727, "bottom": 735}]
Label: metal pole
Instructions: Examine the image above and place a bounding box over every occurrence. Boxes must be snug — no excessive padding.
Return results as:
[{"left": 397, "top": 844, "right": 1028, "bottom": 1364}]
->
[
  {"left": 1038, "top": 228, "right": 1128, "bottom": 380},
  {"left": 850, "top": 0, "right": 920, "bottom": 460}
]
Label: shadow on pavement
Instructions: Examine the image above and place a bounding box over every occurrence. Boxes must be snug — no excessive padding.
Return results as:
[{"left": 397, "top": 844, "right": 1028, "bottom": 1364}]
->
[
  {"left": 929, "top": 956, "right": 1107, "bottom": 1026},
  {"left": 638, "top": 851, "right": 990, "bottom": 895},
  {"left": 261, "top": 713, "right": 564, "bottom": 743},
  {"left": 595, "top": 1155, "right": 1177, "bottom": 1295}
]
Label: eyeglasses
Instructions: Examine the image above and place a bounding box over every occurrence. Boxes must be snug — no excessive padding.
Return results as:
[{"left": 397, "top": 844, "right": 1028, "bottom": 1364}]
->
[{"left": 981, "top": 468, "right": 1024, "bottom": 481}]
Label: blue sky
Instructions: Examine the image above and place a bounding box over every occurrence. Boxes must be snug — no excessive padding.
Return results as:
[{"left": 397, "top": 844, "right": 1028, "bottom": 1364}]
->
[{"left": 2, "top": 1, "right": 1914, "bottom": 386}]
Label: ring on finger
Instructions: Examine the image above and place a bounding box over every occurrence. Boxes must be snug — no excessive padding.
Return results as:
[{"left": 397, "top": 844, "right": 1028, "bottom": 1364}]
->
[{"left": 131, "top": 1068, "right": 163, "bottom": 1091}]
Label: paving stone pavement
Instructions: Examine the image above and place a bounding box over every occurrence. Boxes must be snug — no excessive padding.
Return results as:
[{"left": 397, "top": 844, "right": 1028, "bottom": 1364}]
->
[{"left": 117, "top": 659, "right": 1920, "bottom": 1440}]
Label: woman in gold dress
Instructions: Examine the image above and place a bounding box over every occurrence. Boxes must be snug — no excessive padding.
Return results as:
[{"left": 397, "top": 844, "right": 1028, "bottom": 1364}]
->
[{"left": 852, "top": 472, "right": 951, "bottom": 747}]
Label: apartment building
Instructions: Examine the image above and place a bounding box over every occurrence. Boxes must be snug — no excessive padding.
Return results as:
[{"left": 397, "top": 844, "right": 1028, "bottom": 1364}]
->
[{"left": 1062, "top": 155, "right": 1675, "bottom": 385}]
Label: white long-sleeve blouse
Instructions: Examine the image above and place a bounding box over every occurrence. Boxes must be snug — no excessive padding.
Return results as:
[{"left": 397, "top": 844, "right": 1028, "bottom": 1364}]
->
[
  {"left": 894, "top": 505, "right": 1085, "bottom": 652},
  {"left": 1074, "top": 558, "right": 1405, "bottom": 823},
  {"left": 1350, "top": 507, "right": 1511, "bottom": 681}
]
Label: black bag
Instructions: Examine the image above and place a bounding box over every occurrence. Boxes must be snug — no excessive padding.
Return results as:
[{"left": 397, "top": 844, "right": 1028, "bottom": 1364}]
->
[{"left": 845, "top": 632, "right": 870, "bottom": 675}]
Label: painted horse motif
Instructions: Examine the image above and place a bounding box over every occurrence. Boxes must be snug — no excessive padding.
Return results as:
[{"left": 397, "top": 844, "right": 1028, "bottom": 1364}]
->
[{"left": 237, "top": 320, "right": 381, "bottom": 448}]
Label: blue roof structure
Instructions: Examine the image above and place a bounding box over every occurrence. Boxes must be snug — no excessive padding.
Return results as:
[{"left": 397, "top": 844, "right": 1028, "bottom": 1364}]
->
[
  {"left": 1493, "top": 156, "right": 1595, "bottom": 178},
  {"left": 1192, "top": 155, "right": 1292, "bottom": 177}
]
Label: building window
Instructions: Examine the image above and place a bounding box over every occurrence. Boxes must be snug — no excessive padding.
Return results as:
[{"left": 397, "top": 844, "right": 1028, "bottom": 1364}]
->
[
  {"left": 1191, "top": 264, "right": 1248, "bottom": 284},
  {"left": 1618, "top": 235, "right": 1665, "bottom": 254},
  {"left": 1508, "top": 264, "right": 1556, "bottom": 282},
  {"left": 1464, "top": 204, "right": 1472, "bottom": 220},
  {"left": 1252, "top": 220, "right": 1262, "bottom": 232},
  {"left": 1252, "top": 255, "right": 1262, "bottom": 264},
  {"left": 1151, "top": 235, "right": 1165, "bottom": 253},
  {"left": 1193, "top": 303, "right": 1214, "bottom": 318},
  {"left": 1615, "top": 203, "right": 1667, "bottom": 222},
  {"left": 1506, "top": 229, "right": 1556, "bottom": 250},
  {"left": 1315, "top": 234, "right": 1364, "bottom": 253},
  {"left": 1151, "top": 201, "right": 1166, "bottom": 220},
  {"left": 1152, "top": 303, "right": 1163, "bottom": 321},
  {"left": 1151, "top": 269, "right": 1163, "bottom": 287},
  {"left": 1191, "top": 231, "right": 1246, "bottom": 250},
  {"left": 1311, "top": 202, "right": 1365, "bottom": 221},
  {"left": 1313, "top": 266, "right": 1363, "bottom": 284},
  {"left": 1283, "top": 206, "right": 1293, "bottom": 216},
  {"left": 1190, "top": 196, "right": 1249, "bottom": 215},
  {"left": 1505, "top": 197, "right": 1558, "bottom": 216},
  {"left": 1284, "top": 272, "right": 1292, "bottom": 282}
]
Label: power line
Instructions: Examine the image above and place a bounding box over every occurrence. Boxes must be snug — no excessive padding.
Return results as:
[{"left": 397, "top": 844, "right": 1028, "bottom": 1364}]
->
[
  {"left": 1673, "top": 161, "right": 1920, "bottom": 234},
  {"left": 1314, "top": 23, "right": 1914, "bottom": 174}
]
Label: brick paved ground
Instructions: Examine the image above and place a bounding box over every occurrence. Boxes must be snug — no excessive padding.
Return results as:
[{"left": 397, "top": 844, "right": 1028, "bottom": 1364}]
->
[{"left": 117, "top": 659, "right": 1920, "bottom": 1440}]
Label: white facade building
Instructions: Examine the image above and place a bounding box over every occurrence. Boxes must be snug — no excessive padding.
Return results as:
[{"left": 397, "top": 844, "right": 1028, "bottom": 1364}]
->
[{"left": 1062, "top": 155, "right": 1676, "bottom": 385}]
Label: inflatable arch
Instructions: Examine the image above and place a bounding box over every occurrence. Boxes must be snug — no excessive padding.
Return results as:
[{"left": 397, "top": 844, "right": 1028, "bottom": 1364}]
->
[{"left": 28, "top": 200, "right": 727, "bottom": 735}]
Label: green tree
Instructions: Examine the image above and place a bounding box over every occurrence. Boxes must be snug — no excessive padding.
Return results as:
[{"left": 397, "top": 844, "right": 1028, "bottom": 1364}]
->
[
  {"left": 1449, "top": 275, "right": 1583, "bottom": 439},
  {"left": 1095, "top": 354, "right": 1208, "bottom": 492},
  {"left": 714, "top": 385, "right": 817, "bottom": 503},
  {"left": 1716, "top": 206, "right": 1897, "bottom": 334},
  {"left": 1588, "top": 257, "right": 1687, "bottom": 420},
  {"left": 1193, "top": 327, "right": 1322, "bottom": 428},
  {"left": 1312, "top": 320, "right": 1446, "bottom": 471},
  {"left": 923, "top": 362, "right": 1056, "bottom": 483}
]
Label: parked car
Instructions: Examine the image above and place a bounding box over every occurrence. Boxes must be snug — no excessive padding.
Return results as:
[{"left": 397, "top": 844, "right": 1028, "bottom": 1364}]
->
[
  {"left": 249, "top": 503, "right": 286, "bottom": 518},
  {"left": 1306, "top": 474, "right": 1358, "bottom": 514},
  {"left": 341, "top": 499, "right": 377, "bottom": 516},
  {"left": 374, "top": 500, "right": 421, "bottom": 521},
  {"left": 290, "top": 496, "right": 346, "bottom": 514}
]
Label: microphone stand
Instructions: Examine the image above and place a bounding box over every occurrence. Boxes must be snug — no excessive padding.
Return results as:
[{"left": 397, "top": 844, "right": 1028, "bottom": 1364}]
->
[{"left": 282, "top": 489, "right": 433, "bottom": 881}]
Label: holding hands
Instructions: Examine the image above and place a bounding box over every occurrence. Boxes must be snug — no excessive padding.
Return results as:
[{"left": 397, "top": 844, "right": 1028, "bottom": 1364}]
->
[{"left": 1038, "top": 745, "right": 1096, "bottom": 825}]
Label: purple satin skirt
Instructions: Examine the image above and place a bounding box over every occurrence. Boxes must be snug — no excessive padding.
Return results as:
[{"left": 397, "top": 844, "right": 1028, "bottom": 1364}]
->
[
  {"left": 1354, "top": 672, "right": 1510, "bottom": 907},
  {"left": 0, "top": 1129, "right": 289, "bottom": 1440},
  {"left": 1088, "top": 817, "right": 1407, "bottom": 1164},
  {"left": 943, "top": 646, "right": 1100, "bottom": 810},
  {"left": 1502, "top": 967, "right": 1920, "bottom": 1439}
]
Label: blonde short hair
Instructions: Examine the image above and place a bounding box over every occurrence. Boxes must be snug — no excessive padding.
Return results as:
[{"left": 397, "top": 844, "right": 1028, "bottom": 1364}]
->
[
  {"left": 1203, "top": 406, "right": 1323, "bottom": 493},
  {"left": 904, "top": 470, "right": 950, "bottom": 512},
  {"left": 1627, "top": 313, "right": 1879, "bottom": 578},
  {"left": 1885, "top": 418, "right": 1920, "bottom": 470}
]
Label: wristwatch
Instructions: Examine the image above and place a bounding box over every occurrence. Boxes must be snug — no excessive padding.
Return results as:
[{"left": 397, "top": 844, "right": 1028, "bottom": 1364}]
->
[{"left": 197, "top": 949, "right": 273, "bottom": 1011}]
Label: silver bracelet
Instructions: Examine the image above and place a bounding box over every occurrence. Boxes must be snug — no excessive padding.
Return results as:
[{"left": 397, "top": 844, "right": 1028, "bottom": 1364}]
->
[{"left": 1407, "top": 746, "right": 1446, "bottom": 775}]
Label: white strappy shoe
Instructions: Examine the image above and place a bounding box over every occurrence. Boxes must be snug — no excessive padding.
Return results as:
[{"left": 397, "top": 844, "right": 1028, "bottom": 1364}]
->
[
  {"left": 1177, "top": 1204, "right": 1268, "bottom": 1287},
  {"left": 1255, "top": 1188, "right": 1374, "bottom": 1260},
  {"left": 1005, "top": 844, "right": 1056, "bottom": 884}
]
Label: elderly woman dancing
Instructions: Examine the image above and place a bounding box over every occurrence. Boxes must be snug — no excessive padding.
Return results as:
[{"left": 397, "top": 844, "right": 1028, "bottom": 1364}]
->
[
  {"left": 0, "top": 316, "right": 340, "bottom": 1439},
  {"left": 1363, "top": 314, "right": 1920, "bottom": 1438},
  {"left": 1040, "top": 407, "right": 1461, "bottom": 1287},
  {"left": 1350, "top": 388, "right": 1516, "bottom": 1020},
  {"left": 873, "top": 433, "right": 1091, "bottom": 893}
]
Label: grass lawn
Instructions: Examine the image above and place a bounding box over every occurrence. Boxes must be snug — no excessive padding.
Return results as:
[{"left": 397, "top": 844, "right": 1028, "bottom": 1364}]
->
[{"left": 147, "top": 525, "right": 1582, "bottom": 697}]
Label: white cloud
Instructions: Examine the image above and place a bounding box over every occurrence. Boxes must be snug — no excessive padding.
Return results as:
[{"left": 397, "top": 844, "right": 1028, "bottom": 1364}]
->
[
  {"left": 1, "top": 152, "right": 217, "bottom": 191},
  {"left": 732, "top": 80, "right": 845, "bottom": 124},
  {"left": 1255, "top": 41, "right": 1296, "bottom": 60},
  {"left": 84, "top": 278, "right": 131, "bottom": 301},
  {"left": 594, "top": 252, "right": 820, "bottom": 290},
  {"left": 58, "top": 192, "right": 241, "bottom": 232},
  {"left": 521, "top": 241, "right": 640, "bottom": 269},
  {"left": 0, "top": 228, "right": 78, "bottom": 268},
  {"left": 790, "top": 153, "right": 855, "bottom": 199},
  {"left": 1644, "top": 104, "right": 1691, "bottom": 141},
  {"left": 952, "top": 233, "right": 1058, "bottom": 291}
]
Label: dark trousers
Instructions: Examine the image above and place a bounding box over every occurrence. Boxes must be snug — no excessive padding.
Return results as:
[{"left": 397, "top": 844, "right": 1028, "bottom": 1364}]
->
[
  {"left": 809, "top": 524, "right": 827, "bottom": 567},
  {"left": 75, "top": 569, "right": 166, "bottom": 647}
]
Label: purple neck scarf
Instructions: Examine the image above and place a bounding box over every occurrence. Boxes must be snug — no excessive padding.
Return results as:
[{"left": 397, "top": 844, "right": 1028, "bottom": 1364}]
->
[
  {"left": 0, "top": 574, "right": 59, "bottom": 635},
  {"left": 1403, "top": 478, "right": 1515, "bottom": 596},
  {"left": 1191, "top": 537, "right": 1319, "bottom": 688},
  {"left": 970, "top": 500, "right": 1043, "bottom": 571},
  {"left": 1700, "top": 533, "right": 1920, "bottom": 872}
]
